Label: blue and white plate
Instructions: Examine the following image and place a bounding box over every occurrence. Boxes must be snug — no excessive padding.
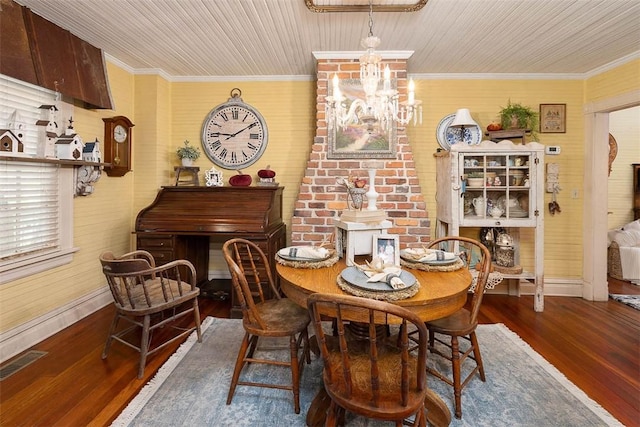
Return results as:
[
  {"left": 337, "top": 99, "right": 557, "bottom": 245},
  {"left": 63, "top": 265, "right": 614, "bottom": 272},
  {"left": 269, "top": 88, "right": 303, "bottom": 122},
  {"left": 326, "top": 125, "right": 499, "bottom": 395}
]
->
[{"left": 436, "top": 113, "right": 482, "bottom": 150}]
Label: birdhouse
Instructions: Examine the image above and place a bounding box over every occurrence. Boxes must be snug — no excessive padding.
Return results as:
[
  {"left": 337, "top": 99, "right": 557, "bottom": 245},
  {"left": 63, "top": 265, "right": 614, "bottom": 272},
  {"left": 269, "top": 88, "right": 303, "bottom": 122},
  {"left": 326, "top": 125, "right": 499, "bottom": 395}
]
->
[
  {"left": 0, "top": 129, "right": 25, "bottom": 156},
  {"left": 7, "top": 110, "right": 27, "bottom": 143},
  {"left": 36, "top": 104, "right": 59, "bottom": 158},
  {"left": 56, "top": 120, "right": 84, "bottom": 160},
  {"left": 82, "top": 138, "right": 101, "bottom": 163}
]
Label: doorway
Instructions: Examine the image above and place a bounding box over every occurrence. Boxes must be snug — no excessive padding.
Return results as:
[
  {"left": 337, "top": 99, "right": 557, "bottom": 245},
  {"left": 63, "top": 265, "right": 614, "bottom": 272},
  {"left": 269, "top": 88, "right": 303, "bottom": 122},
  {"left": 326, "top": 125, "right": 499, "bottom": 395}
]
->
[{"left": 583, "top": 90, "right": 640, "bottom": 301}]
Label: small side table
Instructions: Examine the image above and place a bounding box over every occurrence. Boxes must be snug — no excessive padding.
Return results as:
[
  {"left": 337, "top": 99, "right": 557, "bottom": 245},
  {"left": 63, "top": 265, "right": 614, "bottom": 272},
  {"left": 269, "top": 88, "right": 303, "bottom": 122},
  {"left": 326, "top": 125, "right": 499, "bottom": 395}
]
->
[
  {"left": 334, "top": 219, "right": 392, "bottom": 266},
  {"left": 485, "top": 129, "right": 529, "bottom": 144},
  {"left": 174, "top": 166, "right": 200, "bottom": 186}
]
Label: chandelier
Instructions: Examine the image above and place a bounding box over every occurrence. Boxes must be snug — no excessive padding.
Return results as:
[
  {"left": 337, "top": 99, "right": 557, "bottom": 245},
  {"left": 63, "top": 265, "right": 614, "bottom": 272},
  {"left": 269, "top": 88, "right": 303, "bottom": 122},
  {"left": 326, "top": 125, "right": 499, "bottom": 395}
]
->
[{"left": 325, "top": 1, "right": 422, "bottom": 134}]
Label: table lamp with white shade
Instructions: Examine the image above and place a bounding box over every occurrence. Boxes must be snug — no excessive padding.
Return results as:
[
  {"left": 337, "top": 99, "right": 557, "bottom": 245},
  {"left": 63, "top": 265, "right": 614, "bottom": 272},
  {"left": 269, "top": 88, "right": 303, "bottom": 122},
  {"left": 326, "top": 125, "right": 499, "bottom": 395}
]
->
[{"left": 449, "top": 108, "right": 478, "bottom": 144}]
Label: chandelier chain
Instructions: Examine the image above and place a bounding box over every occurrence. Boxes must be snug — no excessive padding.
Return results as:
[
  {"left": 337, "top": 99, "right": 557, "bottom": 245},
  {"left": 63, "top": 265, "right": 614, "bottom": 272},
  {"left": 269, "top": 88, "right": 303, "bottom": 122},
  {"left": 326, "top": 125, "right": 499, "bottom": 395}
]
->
[{"left": 367, "top": 0, "right": 374, "bottom": 37}]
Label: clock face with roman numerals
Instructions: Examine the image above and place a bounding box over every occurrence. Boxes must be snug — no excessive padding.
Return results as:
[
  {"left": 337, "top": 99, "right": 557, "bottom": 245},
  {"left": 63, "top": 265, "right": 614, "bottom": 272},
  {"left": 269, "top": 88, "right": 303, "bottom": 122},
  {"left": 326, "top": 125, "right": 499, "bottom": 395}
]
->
[{"left": 201, "top": 92, "right": 268, "bottom": 170}]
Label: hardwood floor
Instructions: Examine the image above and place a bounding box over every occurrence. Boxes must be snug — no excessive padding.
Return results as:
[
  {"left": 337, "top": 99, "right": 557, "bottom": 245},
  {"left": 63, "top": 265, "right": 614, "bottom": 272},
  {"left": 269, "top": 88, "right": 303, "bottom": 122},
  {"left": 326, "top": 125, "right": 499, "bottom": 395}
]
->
[{"left": 1, "top": 278, "right": 638, "bottom": 426}]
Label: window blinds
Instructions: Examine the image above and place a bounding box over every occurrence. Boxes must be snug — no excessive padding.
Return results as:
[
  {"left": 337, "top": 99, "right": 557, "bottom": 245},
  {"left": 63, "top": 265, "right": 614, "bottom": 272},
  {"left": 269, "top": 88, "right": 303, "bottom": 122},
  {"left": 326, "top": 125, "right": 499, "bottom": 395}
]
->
[{"left": 0, "top": 75, "right": 60, "bottom": 261}]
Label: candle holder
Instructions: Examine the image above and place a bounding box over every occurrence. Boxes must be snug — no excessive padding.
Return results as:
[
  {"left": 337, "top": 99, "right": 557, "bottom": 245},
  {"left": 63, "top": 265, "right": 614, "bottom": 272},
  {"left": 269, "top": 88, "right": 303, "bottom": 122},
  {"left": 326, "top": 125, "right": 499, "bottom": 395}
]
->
[{"left": 365, "top": 168, "right": 379, "bottom": 211}]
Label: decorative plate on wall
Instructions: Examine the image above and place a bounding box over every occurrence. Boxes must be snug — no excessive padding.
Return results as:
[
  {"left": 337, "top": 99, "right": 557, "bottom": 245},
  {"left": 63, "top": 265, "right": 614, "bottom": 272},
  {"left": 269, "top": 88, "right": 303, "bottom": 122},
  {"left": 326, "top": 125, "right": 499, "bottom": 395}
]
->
[{"left": 436, "top": 113, "right": 482, "bottom": 150}]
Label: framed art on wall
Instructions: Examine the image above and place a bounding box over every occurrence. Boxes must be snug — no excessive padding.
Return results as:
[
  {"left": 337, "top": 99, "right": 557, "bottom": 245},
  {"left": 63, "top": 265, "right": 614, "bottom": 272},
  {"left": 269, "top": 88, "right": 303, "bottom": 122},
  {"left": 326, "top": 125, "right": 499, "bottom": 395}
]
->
[
  {"left": 372, "top": 234, "right": 400, "bottom": 266},
  {"left": 539, "top": 104, "right": 566, "bottom": 133},
  {"left": 327, "top": 79, "right": 397, "bottom": 159}
]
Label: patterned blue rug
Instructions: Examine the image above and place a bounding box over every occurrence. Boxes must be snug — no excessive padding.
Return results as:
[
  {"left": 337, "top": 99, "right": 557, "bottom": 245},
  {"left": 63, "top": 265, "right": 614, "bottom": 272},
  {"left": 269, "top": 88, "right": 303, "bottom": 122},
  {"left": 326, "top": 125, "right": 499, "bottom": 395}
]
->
[
  {"left": 609, "top": 294, "right": 640, "bottom": 311},
  {"left": 112, "top": 317, "right": 622, "bottom": 427}
]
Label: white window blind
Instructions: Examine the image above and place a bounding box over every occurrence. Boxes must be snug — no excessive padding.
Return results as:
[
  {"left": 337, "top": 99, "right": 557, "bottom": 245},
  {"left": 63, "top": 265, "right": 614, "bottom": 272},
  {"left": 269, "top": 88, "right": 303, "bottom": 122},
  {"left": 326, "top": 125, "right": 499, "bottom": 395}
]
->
[
  {"left": 0, "top": 161, "right": 59, "bottom": 260},
  {"left": 0, "top": 74, "right": 75, "bottom": 282}
]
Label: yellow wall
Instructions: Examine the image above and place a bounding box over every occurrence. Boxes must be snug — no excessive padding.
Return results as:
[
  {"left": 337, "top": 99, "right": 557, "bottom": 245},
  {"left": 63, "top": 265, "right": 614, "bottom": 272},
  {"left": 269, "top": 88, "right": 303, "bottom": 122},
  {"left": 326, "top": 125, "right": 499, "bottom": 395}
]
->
[
  {"left": 169, "top": 81, "right": 316, "bottom": 233},
  {"left": 1, "top": 59, "right": 639, "bottom": 337},
  {"left": 584, "top": 59, "right": 640, "bottom": 102},
  {"left": 407, "top": 79, "right": 585, "bottom": 277},
  {"left": 0, "top": 63, "right": 135, "bottom": 332}
]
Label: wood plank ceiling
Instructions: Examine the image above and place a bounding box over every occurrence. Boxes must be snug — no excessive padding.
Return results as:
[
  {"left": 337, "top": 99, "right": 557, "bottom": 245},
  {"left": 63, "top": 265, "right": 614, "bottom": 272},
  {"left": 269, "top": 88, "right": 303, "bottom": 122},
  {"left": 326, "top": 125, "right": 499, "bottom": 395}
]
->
[{"left": 13, "top": 0, "right": 640, "bottom": 79}]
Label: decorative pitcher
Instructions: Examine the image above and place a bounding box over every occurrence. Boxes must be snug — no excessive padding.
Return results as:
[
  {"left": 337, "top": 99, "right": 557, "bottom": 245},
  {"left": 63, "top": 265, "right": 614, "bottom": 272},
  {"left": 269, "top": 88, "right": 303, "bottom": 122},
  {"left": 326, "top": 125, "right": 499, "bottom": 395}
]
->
[{"left": 472, "top": 197, "right": 486, "bottom": 216}]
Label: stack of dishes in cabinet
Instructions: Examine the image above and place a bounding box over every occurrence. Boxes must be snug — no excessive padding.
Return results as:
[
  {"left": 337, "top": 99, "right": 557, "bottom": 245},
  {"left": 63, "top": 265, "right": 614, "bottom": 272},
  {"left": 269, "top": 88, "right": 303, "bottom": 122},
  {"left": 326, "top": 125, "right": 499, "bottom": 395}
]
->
[{"left": 497, "top": 195, "right": 528, "bottom": 218}]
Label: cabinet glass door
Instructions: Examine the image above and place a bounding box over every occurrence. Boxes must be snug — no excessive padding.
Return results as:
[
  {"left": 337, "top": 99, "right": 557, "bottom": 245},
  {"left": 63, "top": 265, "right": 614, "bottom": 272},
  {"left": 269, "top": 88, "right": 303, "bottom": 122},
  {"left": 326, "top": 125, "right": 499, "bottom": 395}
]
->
[{"left": 461, "top": 153, "right": 533, "bottom": 223}]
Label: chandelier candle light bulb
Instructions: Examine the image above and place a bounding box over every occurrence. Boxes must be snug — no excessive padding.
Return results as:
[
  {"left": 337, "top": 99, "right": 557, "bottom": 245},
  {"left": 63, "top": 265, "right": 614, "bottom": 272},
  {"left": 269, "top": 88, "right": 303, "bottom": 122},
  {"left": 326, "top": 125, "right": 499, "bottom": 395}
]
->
[{"left": 383, "top": 66, "right": 391, "bottom": 91}]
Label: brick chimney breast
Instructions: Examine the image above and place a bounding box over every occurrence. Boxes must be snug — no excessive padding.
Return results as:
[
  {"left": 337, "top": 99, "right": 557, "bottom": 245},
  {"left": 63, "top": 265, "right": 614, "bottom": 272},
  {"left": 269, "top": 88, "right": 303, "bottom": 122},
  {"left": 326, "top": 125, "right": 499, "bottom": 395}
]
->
[{"left": 291, "top": 55, "right": 430, "bottom": 248}]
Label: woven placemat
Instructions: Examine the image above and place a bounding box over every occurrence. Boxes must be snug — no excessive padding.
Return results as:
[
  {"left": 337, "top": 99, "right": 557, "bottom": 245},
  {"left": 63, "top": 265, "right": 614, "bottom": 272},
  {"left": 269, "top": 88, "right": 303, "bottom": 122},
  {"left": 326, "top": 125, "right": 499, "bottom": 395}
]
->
[
  {"left": 336, "top": 276, "right": 420, "bottom": 301},
  {"left": 400, "top": 257, "right": 465, "bottom": 272},
  {"left": 275, "top": 250, "right": 339, "bottom": 269}
]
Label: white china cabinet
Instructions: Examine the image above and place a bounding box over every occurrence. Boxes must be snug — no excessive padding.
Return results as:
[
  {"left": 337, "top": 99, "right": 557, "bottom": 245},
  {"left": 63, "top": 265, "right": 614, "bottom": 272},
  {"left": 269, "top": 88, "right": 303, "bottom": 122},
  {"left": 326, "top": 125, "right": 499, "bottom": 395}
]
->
[{"left": 435, "top": 140, "right": 545, "bottom": 311}]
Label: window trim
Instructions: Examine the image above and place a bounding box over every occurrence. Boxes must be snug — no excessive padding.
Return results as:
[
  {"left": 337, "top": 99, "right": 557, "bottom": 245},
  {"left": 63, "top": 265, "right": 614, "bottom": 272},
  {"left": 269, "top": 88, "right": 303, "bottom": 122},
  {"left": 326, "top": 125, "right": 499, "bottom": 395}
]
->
[{"left": 0, "top": 74, "right": 76, "bottom": 285}]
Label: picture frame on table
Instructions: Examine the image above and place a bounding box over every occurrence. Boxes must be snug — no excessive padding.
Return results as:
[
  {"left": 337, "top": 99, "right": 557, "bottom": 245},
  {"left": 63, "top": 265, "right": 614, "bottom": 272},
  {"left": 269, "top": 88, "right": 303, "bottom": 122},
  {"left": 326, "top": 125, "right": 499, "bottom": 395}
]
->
[
  {"left": 372, "top": 234, "right": 400, "bottom": 266},
  {"left": 539, "top": 104, "right": 566, "bottom": 133},
  {"left": 327, "top": 79, "right": 397, "bottom": 159}
]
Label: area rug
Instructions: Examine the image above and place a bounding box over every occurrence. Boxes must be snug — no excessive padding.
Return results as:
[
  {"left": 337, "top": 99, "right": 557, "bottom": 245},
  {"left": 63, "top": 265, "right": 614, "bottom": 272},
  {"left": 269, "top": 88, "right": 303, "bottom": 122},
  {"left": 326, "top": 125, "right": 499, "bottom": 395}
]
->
[
  {"left": 111, "top": 317, "right": 622, "bottom": 427},
  {"left": 609, "top": 294, "right": 640, "bottom": 311}
]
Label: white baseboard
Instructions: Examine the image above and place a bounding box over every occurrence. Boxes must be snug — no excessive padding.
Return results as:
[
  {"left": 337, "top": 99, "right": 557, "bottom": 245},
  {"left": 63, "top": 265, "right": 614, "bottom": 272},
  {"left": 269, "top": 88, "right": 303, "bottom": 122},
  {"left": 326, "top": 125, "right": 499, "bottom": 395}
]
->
[
  {"left": 487, "top": 277, "right": 585, "bottom": 298},
  {"left": 0, "top": 276, "right": 591, "bottom": 364},
  {"left": 0, "top": 286, "right": 112, "bottom": 364}
]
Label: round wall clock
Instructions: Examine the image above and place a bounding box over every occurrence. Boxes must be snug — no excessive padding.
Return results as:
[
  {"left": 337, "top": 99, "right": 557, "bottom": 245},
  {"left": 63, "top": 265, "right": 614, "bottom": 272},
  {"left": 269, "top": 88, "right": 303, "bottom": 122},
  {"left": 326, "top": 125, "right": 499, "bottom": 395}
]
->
[
  {"left": 103, "top": 116, "right": 134, "bottom": 177},
  {"left": 201, "top": 88, "right": 268, "bottom": 170}
]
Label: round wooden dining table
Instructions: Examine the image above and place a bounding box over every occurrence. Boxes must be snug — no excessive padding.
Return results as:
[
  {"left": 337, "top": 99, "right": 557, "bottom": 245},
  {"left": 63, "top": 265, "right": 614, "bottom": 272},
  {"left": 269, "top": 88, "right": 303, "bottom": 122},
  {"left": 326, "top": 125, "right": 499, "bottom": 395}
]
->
[
  {"left": 277, "top": 258, "right": 472, "bottom": 323},
  {"left": 276, "top": 258, "right": 472, "bottom": 426}
]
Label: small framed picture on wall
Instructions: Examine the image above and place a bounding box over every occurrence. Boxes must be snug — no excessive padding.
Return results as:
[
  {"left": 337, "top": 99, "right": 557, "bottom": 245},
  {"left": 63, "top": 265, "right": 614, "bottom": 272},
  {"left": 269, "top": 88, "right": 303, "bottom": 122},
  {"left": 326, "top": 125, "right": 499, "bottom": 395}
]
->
[
  {"left": 372, "top": 234, "right": 400, "bottom": 266},
  {"left": 539, "top": 104, "right": 566, "bottom": 133}
]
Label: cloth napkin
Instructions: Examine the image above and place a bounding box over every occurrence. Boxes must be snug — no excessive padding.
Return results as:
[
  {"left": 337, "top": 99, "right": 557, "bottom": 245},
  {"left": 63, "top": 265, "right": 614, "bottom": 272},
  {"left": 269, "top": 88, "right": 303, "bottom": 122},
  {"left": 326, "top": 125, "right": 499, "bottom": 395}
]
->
[
  {"left": 278, "top": 246, "right": 329, "bottom": 260},
  {"left": 403, "top": 248, "right": 456, "bottom": 263},
  {"left": 356, "top": 261, "right": 406, "bottom": 289}
]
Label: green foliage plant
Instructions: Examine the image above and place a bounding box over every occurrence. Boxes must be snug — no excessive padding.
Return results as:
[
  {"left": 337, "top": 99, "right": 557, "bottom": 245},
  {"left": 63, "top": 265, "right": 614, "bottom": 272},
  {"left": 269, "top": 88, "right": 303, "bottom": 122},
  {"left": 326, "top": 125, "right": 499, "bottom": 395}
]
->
[
  {"left": 499, "top": 100, "right": 538, "bottom": 137},
  {"left": 176, "top": 140, "right": 201, "bottom": 160}
]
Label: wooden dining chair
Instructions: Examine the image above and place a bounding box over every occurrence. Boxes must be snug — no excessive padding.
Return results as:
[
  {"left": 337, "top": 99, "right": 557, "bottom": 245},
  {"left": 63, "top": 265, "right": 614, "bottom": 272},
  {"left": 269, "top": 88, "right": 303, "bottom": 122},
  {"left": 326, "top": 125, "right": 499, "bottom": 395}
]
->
[
  {"left": 99, "top": 250, "right": 202, "bottom": 379},
  {"left": 307, "top": 293, "right": 452, "bottom": 427},
  {"left": 222, "top": 238, "right": 311, "bottom": 414},
  {"left": 423, "top": 236, "right": 492, "bottom": 419}
]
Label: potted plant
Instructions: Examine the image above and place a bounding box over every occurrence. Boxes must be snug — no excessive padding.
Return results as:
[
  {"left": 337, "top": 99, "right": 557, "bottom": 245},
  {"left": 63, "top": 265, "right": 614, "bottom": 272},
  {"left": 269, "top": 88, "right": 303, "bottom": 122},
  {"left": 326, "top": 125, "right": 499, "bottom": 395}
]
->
[
  {"left": 176, "top": 140, "right": 200, "bottom": 166},
  {"left": 499, "top": 100, "right": 538, "bottom": 134}
]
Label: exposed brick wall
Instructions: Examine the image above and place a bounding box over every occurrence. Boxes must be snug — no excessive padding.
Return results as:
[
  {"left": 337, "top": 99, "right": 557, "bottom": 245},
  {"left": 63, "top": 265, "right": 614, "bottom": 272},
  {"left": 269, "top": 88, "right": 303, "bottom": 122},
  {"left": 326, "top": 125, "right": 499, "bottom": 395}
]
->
[{"left": 291, "top": 56, "right": 430, "bottom": 248}]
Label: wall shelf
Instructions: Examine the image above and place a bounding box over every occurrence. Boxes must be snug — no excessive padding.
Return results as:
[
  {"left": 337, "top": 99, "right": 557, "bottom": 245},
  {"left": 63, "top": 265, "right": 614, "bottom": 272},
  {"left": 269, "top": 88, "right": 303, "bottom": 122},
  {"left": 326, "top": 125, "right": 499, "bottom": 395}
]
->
[{"left": 0, "top": 155, "right": 110, "bottom": 168}]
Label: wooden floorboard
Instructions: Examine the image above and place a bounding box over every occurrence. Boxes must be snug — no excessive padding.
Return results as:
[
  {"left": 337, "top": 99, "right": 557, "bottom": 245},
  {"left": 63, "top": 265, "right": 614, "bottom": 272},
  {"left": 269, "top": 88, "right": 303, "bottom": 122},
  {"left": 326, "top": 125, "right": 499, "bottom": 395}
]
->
[{"left": 0, "top": 277, "right": 638, "bottom": 426}]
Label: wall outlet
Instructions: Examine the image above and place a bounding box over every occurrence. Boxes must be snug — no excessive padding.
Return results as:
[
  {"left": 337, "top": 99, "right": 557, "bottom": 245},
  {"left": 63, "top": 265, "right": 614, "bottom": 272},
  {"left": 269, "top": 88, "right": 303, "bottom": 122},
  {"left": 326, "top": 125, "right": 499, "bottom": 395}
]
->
[{"left": 571, "top": 189, "right": 579, "bottom": 199}]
